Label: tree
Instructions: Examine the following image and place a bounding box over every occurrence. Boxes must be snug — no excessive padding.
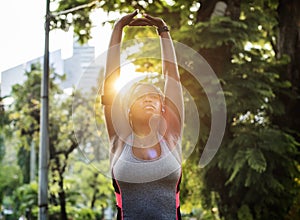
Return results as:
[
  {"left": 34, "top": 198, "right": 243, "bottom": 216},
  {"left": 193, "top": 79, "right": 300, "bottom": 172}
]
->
[
  {"left": 66, "top": 159, "right": 113, "bottom": 217},
  {"left": 5, "top": 63, "right": 112, "bottom": 219},
  {"left": 51, "top": 0, "right": 300, "bottom": 219},
  {"left": 7, "top": 63, "right": 61, "bottom": 184},
  {"left": 275, "top": 0, "right": 300, "bottom": 135},
  {"left": 0, "top": 93, "right": 24, "bottom": 217},
  {"left": 0, "top": 95, "right": 7, "bottom": 162},
  {"left": 48, "top": 87, "right": 111, "bottom": 220},
  {"left": 176, "top": 1, "right": 299, "bottom": 219},
  {"left": 12, "top": 182, "right": 38, "bottom": 218}
]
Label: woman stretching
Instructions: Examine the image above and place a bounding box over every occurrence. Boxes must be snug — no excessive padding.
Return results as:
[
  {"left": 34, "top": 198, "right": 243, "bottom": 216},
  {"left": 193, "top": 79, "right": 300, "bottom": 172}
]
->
[{"left": 102, "top": 10, "right": 184, "bottom": 220}]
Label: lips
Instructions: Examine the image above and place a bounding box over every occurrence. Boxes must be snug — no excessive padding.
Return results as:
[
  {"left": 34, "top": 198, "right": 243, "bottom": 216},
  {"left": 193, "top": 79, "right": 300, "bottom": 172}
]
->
[{"left": 144, "top": 105, "right": 155, "bottom": 110}]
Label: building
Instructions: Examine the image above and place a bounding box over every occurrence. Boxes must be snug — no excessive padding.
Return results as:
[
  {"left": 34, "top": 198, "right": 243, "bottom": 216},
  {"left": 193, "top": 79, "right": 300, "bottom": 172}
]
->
[{"left": 0, "top": 43, "right": 104, "bottom": 98}]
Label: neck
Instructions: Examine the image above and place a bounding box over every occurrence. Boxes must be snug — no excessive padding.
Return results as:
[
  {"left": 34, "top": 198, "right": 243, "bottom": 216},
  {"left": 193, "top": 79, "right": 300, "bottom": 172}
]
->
[
  {"left": 131, "top": 116, "right": 162, "bottom": 147},
  {"left": 132, "top": 123, "right": 152, "bottom": 137},
  {"left": 132, "top": 131, "right": 159, "bottom": 148},
  {"left": 131, "top": 117, "right": 160, "bottom": 137}
]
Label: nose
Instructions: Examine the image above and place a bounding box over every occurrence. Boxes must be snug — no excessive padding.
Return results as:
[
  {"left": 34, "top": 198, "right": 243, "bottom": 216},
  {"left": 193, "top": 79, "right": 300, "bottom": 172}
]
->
[{"left": 143, "top": 95, "right": 152, "bottom": 102}]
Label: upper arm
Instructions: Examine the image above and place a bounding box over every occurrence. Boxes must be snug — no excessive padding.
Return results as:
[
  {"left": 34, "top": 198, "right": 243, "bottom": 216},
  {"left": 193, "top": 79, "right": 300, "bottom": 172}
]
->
[
  {"left": 104, "top": 105, "right": 116, "bottom": 141},
  {"left": 164, "top": 75, "right": 184, "bottom": 137},
  {"left": 159, "top": 34, "right": 184, "bottom": 136},
  {"left": 103, "top": 94, "right": 131, "bottom": 143}
]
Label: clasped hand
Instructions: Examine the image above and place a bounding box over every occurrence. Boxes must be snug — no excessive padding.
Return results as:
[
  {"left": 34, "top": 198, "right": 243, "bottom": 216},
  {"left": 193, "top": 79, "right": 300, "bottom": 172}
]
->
[{"left": 116, "top": 9, "right": 166, "bottom": 29}]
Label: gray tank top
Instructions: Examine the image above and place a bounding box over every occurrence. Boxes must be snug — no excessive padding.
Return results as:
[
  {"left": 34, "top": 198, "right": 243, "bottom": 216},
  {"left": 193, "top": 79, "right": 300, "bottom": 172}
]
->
[{"left": 112, "top": 135, "right": 182, "bottom": 220}]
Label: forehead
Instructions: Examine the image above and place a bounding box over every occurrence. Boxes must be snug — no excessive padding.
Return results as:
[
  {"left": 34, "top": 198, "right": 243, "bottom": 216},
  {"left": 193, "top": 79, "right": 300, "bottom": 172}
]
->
[
  {"left": 135, "top": 93, "right": 161, "bottom": 100},
  {"left": 131, "top": 84, "right": 161, "bottom": 98},
  {"left": 127, "top": 84, "right": 163, "bottom": 108}
]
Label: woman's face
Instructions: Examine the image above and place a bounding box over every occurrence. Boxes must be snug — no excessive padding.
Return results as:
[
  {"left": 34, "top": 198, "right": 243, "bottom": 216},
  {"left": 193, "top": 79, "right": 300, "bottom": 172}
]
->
[{"left": 129, "top": 92, "right": 163, "bottom": 120}]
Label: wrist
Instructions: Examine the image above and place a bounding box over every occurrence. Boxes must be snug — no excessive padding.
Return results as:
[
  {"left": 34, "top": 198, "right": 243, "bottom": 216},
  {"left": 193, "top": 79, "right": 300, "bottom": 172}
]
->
[
  {"left": 114, "top": 21, "right": 124, "bottom": 30},
  {"left": 156, "top": 20, "right": 167, "bottom": 28},
  {"left": 157, "top": 25, "right": 169, "bottom": 35}
]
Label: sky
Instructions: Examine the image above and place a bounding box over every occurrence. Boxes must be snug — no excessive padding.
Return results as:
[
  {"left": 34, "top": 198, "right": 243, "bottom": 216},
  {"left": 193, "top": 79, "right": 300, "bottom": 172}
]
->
[
  {"left": 0, "top": 0, "right": 46, "bottom": 73},
  {"left": 0, "top": 0, "right": 114, "bottom": 78}
]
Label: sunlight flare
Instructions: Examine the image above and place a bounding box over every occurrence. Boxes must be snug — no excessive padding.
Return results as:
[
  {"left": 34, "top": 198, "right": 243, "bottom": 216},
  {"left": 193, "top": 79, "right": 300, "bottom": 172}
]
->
[{"left": 114, "top": 63, "right": 146, "bottom": 91}]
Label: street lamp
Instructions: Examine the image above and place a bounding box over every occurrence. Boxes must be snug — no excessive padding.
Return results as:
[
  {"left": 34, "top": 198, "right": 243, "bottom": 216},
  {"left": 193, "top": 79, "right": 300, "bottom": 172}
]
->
[{"left": 38, "top": 0, "right": 50, "bottom": 219}]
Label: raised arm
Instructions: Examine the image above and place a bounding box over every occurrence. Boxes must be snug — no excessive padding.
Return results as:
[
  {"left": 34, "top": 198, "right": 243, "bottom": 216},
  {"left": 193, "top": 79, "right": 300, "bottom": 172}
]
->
[
  {"left": 103, "top": 10, "right": 138, "bottom": 140},
  {"left": 144, "top": 14, "right": 184, "bottom": 136}
]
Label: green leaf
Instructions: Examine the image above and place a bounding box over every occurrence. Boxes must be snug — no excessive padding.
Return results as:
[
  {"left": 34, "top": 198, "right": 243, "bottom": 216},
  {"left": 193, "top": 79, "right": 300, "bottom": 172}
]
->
[
  {"left": 238, "top": 205, "right": 254, "bottom": 220},
  {"left": 226, "top": 149, "right": 247, "bottom": 184},
  {"left": 247, "top": 148, "right": 267, "bottom": 173}
]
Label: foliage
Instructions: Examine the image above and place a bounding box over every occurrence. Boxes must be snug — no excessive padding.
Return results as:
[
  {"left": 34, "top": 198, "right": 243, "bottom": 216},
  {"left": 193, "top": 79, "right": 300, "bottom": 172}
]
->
[
  {"left": 3, "top": 63, "right": 113, "bottom": 219},
  {"left": 0, "top": 135, "right": 4, "bottom": 163},
  {"left": 29, "top": 204, "right": 102, "bottom": 220},
  {"left": 46, "top": 72, "right": 111, "bottom": 219},
  {"left": 65, "top": 159, "right": 113, "bottom": 207},
  {"left": 7, "top": 63, "right": 63, "bottom": 183},
  {"left": 0, "top": 164, "right": 23, "bottom": 209},
  {"left": 175, "top": 16, "right": 248, "bottom": 50},
  {"left": 12, "top": 182, "right": 38, "bottom": 217},
  {"left": 51, "top": 0, "right": 96, "bottom": 44},
  {"left": 0, "top": 95, "right": 8, "bottom": 162}
]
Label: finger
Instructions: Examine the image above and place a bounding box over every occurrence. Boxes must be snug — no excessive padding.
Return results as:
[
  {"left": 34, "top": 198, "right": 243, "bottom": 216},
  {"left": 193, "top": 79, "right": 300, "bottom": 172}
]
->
[
  {"left": 128, "top": 20, "right": 139, "bottom": 26},
  {"left": 135, "top": 18, "right": 152, "bottom": 23},
  {"left": 143, "top": 13, "right": 156, "bottom": 21},
  {"left": 129, "top": 20, "right": 151, "bottom": 26},
  {"left": 130, "top": 9, "right": 139, "bottom": 17},
  {"left": 123, "top": 10, "right": 139, "bottom": 26},
  {"left": 135, "top": 16, "right": 154, "bottom": 26},
  {"left": 129, "top": 22, "right": 149, "bottom": 26},
  {"left": 129, "top": 18, "right": 151, "bottom": 24}
]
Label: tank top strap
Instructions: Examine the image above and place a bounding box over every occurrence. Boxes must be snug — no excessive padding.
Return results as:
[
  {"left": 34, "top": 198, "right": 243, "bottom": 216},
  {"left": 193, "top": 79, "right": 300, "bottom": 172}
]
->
[{"left": 160, "top": 133, "right": 182, "bottom": 163}]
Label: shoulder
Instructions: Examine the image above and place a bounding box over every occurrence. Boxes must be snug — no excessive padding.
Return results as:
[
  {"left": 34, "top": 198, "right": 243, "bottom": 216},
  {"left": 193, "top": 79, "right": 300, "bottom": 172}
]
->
[
  {"left": 109, "top": 135, "right": 124, "bottom": 163},
  {"left": 161, "top": 132, "right": 182, "bottom": 163},
  {"left": 161, "top": 130, "right": 182, "bottom": 152},
  {"left": 109, "top": 134, "right": 132, "bottom": 163}
]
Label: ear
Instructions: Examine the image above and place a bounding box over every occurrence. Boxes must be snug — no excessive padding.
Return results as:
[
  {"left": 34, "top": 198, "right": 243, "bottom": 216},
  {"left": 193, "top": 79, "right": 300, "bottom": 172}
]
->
[
  {"left": 161, "top": 100, "right": 166, "bottom": 113},
  {"left": 128, "top": 110, "right": 133, "bottom": 127}
]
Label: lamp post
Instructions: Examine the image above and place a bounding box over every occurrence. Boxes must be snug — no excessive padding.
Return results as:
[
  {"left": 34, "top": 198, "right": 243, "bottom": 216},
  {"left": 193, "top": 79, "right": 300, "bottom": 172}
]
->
[
  {"left": 38, "top": 0, "right": 50, "bottom": 219},
  {"left": 37, "top": 1, "right": 99, "bottom": 219}
]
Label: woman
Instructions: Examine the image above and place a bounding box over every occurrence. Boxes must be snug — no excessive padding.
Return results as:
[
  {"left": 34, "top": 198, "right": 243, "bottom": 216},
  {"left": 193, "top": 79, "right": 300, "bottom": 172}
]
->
[{"left": 102, "top": 10, "right": 184, "bottom": 220}]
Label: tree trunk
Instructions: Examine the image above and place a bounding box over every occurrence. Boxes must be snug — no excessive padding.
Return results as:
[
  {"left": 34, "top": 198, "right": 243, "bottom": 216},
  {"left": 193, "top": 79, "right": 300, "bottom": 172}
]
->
[
  {"left": 58, "top": 172, "right": 68, "bottom": 220},
  {"left": 277, "top": 1, "right": 300, "bottom": 218},
  {"left": 276, "top": 0, "right": 300, "bottom": 138},
  {"left": 54, "top": 156, "right": 68, "bottom": 220},
  {"left": 90, "top": 172, "right": 99, "bottom": 209}
]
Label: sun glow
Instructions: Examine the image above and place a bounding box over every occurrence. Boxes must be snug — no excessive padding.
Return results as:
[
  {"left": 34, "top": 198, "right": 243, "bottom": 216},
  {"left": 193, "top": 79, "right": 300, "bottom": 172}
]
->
[{"left": 114, "top": 63, "right": 147, "bottom": 91}]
